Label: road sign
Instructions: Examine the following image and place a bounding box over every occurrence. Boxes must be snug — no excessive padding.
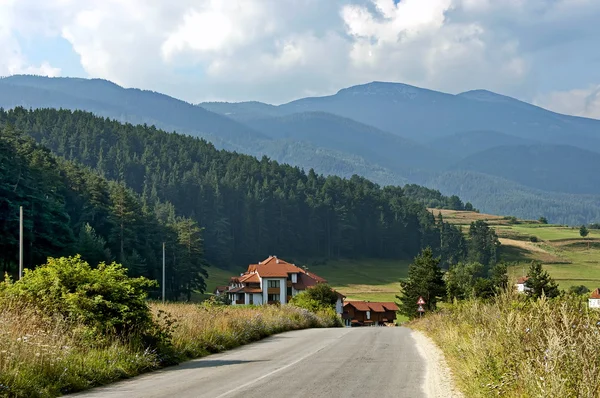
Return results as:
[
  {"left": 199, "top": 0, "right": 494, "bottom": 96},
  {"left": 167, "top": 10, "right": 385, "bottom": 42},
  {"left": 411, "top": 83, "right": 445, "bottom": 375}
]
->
[
  {"left": 417, "top": 305, "right": 425, "bottom": 312},
  {"left": 417, "top": 296, "right": 426, "bottom": 305}
]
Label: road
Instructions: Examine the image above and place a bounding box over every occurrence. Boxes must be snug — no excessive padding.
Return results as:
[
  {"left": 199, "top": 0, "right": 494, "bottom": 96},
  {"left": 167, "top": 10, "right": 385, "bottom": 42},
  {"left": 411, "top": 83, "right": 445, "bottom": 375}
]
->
[{"left": 72, "top": 327, "right": 427, "bottom": 398}]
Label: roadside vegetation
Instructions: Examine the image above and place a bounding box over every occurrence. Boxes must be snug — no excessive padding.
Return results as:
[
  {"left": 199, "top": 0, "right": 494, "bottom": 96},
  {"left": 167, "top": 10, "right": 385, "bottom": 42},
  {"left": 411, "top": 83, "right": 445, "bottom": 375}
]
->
[
  {"left": 412, "top": 290, "right": 600, "bottom": 397},
  {"left": 0, "top": 256, "right": 339, "bottom": 398}
]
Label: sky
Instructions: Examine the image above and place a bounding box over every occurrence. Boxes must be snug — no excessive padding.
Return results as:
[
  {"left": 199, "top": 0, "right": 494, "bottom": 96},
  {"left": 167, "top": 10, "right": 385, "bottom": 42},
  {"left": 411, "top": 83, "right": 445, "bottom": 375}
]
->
[{"left": 1, "top": 0, "right": 599, "bottom": 118}]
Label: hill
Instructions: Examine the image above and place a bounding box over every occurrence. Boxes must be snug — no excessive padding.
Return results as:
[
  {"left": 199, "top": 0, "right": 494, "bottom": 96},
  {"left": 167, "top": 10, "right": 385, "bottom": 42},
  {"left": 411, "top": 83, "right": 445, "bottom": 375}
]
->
[
  {"left": 450, "top": 144, "right": 600, "bottom": 194},
  {"left": 426, "top": 171, "right": 600, "bottom": 225},
  {"left": 1, "top": 107, "right": 468, "bottom": 270},
  {"left": 427, "top": 130, "right": 537, "bottom": 158},
  {"left": 246, "top": 111, "right": 449, "bottom": 173}
]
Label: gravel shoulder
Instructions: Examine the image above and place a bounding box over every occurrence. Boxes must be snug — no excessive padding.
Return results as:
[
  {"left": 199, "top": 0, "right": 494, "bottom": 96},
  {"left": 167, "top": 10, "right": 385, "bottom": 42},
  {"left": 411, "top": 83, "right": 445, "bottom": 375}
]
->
[{"left": 411, "top": 330, "right": 465, "bottom": 398}]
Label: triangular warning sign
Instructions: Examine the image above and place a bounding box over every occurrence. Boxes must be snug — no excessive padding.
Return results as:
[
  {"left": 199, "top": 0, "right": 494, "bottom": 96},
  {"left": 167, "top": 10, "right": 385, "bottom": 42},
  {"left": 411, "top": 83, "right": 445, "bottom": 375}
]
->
[{"left": 417, "top": 296, "right": 426, "bottom": 305}]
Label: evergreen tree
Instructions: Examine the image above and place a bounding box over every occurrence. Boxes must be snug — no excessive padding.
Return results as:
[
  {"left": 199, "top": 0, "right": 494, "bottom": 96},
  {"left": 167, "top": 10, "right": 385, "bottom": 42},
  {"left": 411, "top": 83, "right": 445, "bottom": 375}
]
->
[
  {"left": 397, "top": 248, "right": 445, "bottom": 319},
  {"left": 468, "top": 220, "right": 500, "bottom": 269},
  {"left": 525, "top": 261, "right": 560, "bottom": 298},
  {"left": 580, "top": 225, "right": 589, "bottom": 238},
  {"left": 74, "top": 223, "right": 112, "bottom": 266}
]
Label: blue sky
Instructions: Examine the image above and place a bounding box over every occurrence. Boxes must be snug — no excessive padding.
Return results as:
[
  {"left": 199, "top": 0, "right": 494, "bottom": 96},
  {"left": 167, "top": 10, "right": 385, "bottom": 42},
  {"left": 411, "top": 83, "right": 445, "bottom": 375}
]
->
[{"left": 1, "top": 0, "right": 599, "bottom": 118}]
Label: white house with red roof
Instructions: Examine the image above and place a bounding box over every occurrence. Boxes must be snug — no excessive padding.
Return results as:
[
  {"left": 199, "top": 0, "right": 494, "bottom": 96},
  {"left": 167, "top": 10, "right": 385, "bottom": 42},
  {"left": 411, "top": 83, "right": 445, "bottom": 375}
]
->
[
  {"left": 589, "top": 288, "right": 600, "bottom": 309},
  {"left": 516, "top": 276, "right": 531, "bottom": 293},
  {"left": 225, "top": 256, "right": 344, "bottom": 313}
]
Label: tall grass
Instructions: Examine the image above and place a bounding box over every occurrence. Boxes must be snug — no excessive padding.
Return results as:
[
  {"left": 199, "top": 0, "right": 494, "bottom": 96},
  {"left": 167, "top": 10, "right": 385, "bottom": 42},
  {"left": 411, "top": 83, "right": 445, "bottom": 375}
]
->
[
  {"left": 412, "top": 290, "right": 600, "bottom": 397},
  {"left": 0, "top": 300, "right": 339, "bottom": 398}
]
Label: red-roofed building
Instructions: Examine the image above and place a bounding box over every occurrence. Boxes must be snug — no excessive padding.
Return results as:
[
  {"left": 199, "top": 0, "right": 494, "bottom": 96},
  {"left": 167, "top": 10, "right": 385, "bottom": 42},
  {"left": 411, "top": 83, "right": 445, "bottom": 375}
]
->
[
  {"left": 589, "top": 288, "right": 600, "bottom": 308},
  {"left": 516, "top": 276, "right": 531, "bottom": 293},
  {"left": 226, "top": 256, "right": 343, "bottom": 313},
  {"left": 342, "top": 301, "right": 399, "bottom": 326}
]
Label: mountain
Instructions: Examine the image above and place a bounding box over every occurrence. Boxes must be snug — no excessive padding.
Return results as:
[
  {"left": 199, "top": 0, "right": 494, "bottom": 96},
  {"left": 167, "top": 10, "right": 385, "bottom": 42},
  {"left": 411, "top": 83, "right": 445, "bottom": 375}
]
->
[
  {"left": 246, "top": 111, "right": 449, "bottom": 174},
  {"left": 427, "top": 130, "right": 538, "bottom": 159},
  {"left": 4, "top": 75, "right": 600, "bottom": 224},
  {"left": 200, "top": 101, "right": 282, "bottom": 122},
  {"left": 450, "top": 145, "right": 600, "bottom": 195},
  {"left": 0, "top": 75, "right": 411, "bottom": 186},
  {"left": 0, "top": 75, "right": 267, "bottom": 151},
  {"left": 278, "top": 82, "right": 600, "bottom": 150}
]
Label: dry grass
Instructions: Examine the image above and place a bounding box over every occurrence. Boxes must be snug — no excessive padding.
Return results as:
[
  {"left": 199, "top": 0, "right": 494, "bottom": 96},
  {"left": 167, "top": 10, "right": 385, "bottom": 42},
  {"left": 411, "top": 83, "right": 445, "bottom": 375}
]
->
[
  {"left": 412, "top": 291, "right": 600, "bottom": 397},
  {"left": 0, "top": 300, "right": 338, "bottom": 397},
  {"left": 427, "top": 209, "right": 519, "bottom": 226}
]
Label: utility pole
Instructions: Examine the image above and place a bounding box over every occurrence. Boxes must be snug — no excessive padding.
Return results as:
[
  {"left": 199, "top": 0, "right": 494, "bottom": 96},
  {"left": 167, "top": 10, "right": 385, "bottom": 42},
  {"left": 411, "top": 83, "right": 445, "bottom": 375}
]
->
[
  {"left": 19, "top": 206, "right": 23, "bottom": 280},
  {"left": 162, "top": 242, "right": 166, "bottom": 303}
]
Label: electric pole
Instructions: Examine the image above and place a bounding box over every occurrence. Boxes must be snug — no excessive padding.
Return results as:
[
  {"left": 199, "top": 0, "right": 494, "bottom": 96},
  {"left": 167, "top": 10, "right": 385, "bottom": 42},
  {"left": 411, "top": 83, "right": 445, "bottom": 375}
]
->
[
  {"left": 19, "top": 206, "right": 23, "bottom": 280},
  {"left": 162, "top": 242, "right": 166, "bottom": 303}
]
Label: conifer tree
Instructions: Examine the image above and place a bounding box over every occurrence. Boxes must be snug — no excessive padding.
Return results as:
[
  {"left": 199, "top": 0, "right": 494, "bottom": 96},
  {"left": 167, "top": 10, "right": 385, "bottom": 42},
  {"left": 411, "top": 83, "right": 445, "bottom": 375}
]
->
[
  {"left": 525, "top": 261, "right": 560, "bottom": 298},
  {"left": 397, "top": 248, "right": 445, "bottom": 319}
]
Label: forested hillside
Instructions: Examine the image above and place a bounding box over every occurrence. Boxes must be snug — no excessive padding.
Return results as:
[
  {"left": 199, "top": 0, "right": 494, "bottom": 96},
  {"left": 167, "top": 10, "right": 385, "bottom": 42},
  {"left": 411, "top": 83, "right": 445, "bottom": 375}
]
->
[
  {"left": 0, "top": 108, "right": 468, "bottom": 271},
  {"left": 0, "top": 126, "right": 207, "bottom": 299}
]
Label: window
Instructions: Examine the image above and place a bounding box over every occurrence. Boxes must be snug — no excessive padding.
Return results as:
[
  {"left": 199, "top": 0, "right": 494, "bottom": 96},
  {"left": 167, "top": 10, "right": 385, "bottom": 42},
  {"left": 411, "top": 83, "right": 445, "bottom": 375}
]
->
[
  {"left": 366, "top": 310, "right": 371, "bottom": 320},
  {"left": 268, "top": 294, "right": 280, "bottom": 302},
  {"left": 287, "top": 286, "right": 293, "bottom": 297},
  {"left": 249, "top": 294, "right": 254, "bottom": 305},
  {"left": 267, "top": 280, "right": 280, "bottom": 288}
]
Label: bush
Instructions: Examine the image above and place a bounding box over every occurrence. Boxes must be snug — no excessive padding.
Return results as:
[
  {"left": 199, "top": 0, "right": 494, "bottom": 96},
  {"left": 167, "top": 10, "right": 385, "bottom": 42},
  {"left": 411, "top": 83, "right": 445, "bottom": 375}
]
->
[
  {"left": 0, "top": 255, "right": 157, "bottom": 338},
  {"left": 289, "top": 284, "right": 338, "bottom": 311}
]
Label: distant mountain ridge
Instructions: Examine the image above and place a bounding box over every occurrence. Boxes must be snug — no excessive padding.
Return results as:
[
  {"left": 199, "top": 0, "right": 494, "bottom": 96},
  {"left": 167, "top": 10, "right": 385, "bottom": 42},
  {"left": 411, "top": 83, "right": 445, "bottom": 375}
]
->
[{"left": 3, "top": 75, "right": 600, "bottom": 224}]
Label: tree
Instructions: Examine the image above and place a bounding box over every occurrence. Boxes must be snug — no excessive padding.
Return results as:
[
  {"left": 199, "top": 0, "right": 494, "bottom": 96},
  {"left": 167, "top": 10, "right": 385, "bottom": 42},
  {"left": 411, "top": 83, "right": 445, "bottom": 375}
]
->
[
  {"left": 580, "top": 225, "right": 589, "bottom": 238},
  {"left": 525, "top": 261, "right": 560, "bottom": 298},
  {"left": 468, "top": 220, "right": 500, "bottom": 269},
  {"left": 568, "top": 285, "right": 590, "bottom": 295},
  {"left": 397, "top": 248, "right": 445, "bottom": 319},
  {"left": 74, "top": 223, "right": 112, "bottom": 267},
  {"left": 538, "top": 216, "right": 548, "bottom": 224},
  {"left": 445, "top": 262, "right": 484, "bottom": 300}
]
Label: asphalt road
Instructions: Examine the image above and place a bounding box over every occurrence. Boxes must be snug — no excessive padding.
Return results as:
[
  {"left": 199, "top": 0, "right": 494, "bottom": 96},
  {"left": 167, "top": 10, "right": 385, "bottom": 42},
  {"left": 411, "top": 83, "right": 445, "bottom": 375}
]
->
[{"left": 72, "top": 327, "right": 426, "bottom": 398}]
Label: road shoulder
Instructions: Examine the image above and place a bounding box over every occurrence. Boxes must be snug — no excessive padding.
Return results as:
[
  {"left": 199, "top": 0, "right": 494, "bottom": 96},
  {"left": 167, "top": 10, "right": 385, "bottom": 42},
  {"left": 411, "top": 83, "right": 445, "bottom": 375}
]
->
[{"left": 411, "top": 330, "right": 464, "bottom": 398}]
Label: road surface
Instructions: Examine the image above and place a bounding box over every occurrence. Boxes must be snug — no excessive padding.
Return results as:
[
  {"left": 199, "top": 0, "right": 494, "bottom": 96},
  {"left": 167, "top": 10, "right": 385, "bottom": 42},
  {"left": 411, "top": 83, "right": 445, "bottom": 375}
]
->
[{"left": 72, "top": 327, "right": 427, "bottom": 398}]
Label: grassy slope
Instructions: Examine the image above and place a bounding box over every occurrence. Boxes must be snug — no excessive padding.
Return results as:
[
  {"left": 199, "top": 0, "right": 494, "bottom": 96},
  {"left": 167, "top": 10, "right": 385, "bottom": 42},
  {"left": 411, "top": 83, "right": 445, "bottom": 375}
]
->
[{"left": 432, "top": 209, "right": 600, "bottom": 290}]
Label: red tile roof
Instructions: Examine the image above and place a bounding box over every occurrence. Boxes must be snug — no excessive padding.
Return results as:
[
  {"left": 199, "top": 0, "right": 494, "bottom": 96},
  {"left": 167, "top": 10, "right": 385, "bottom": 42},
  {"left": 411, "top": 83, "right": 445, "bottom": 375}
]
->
[
  {"left": 381, "top": 302, "right": 399, "bottom": 311},
  {"left": 344, "top": 301, "right": 399, "bottom": 312},
  {"left": 239, "top": 273, "right": 260, "bottom": 283},
  {"left": 344, "top": 301, "right": 371, "bottom": 311},
  {"left": 590, "top": 288, "right": 600, "bottom": 299},
  {"left": 517, "top": 276, "right": 529, "bottom": 284},
  {"left": 214, "top": 285, "right": 228, "bottom": 293}
]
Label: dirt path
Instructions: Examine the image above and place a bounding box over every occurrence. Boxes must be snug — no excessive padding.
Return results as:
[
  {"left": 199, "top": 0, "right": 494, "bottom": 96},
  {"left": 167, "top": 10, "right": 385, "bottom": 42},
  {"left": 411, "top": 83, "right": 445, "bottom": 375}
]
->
[{"left": 412, "top": 330, "right": 465, "bottom": 398}]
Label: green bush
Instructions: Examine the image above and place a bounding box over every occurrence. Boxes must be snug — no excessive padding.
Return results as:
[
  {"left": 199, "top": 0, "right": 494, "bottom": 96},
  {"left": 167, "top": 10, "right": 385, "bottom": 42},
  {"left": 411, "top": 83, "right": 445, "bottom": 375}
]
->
[
  {"left": 290, "top": 284, "right": 338, "bottom": 312},
  {"left": 0, "top": 255, "right": 157, "bottom": 338}
]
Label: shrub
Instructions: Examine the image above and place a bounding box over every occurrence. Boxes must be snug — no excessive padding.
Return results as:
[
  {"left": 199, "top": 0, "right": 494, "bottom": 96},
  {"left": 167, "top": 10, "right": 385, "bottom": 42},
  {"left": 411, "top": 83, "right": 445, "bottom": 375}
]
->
[
  {"left": 0, "top": 255, "right": 157, "bottom": 338},
  {"left": 290, "top": 284, "right": 338, "bottom": 311}
]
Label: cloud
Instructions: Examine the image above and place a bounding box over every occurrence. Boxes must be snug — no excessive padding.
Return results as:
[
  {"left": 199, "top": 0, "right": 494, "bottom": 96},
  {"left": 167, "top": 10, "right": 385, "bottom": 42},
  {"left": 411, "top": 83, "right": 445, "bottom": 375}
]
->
[
  {"left": 536, "top": 86, "right": 600, "bottom": 119},
  {"left": 0, "top": 0, "right": 599, "bottom": 113},
  {"left": 0, "top": 0, "right": 61, "bottom": 77}
]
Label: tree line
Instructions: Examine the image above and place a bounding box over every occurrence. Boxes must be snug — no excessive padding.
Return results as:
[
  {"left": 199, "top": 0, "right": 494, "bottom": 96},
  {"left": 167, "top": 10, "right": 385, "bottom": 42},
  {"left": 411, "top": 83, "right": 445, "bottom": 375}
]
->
[
  {"left": 0, "top": 107, "right": 472, "bottom": 272},
  {"left": 0, "top": 126, "right": 206, "bottom": 300}
]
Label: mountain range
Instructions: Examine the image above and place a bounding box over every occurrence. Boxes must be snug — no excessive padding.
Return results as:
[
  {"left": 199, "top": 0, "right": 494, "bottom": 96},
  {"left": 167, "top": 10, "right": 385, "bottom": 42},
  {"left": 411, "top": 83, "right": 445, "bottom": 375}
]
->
[{"left": 2, "top": 74, "right": 600, "bottom": 224}]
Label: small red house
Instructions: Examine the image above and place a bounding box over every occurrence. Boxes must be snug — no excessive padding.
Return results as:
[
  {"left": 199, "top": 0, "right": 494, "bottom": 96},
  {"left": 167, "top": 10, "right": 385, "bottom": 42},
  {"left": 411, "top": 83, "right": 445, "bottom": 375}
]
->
[{"left": 342, "top": 301, "right": 399, "bottom": 326}]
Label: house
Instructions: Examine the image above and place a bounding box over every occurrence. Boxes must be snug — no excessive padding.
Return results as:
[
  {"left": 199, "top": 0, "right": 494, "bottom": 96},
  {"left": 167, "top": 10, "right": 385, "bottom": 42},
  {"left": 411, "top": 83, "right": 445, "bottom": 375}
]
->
[
  {"left": 516, "top": 276, "right": 531, "bottom": 293},
  {"left": 342, "top": 301, "right": 399, "bottom": 326},
  {"left": 589, "top": 288, "right": 600, "bottom": 309},
  {"left": 213, "top": 286, "right": 229, "bottom": 296},
  {"left": 226, "top": 256, "right": 344, "bottom": 313}
]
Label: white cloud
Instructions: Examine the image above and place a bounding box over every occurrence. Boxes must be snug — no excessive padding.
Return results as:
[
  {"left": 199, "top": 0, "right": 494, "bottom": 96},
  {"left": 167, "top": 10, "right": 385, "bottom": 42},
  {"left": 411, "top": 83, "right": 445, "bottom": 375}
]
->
[
  {"left": 0, "top": 0, "right": 599, "bottom": 113},
  {"left": 536, "top": 86, "right": 600, "bottom": 119},
  {"left": 0, "top": 0, "right": 61, "bottom": 77}
]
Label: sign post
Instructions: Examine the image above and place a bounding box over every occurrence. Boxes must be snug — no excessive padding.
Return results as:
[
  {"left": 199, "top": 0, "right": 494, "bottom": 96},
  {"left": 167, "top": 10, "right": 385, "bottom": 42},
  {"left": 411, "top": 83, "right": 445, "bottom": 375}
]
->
[{"left": 417, "top": 296, "right": 426, "bottom": 317}]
